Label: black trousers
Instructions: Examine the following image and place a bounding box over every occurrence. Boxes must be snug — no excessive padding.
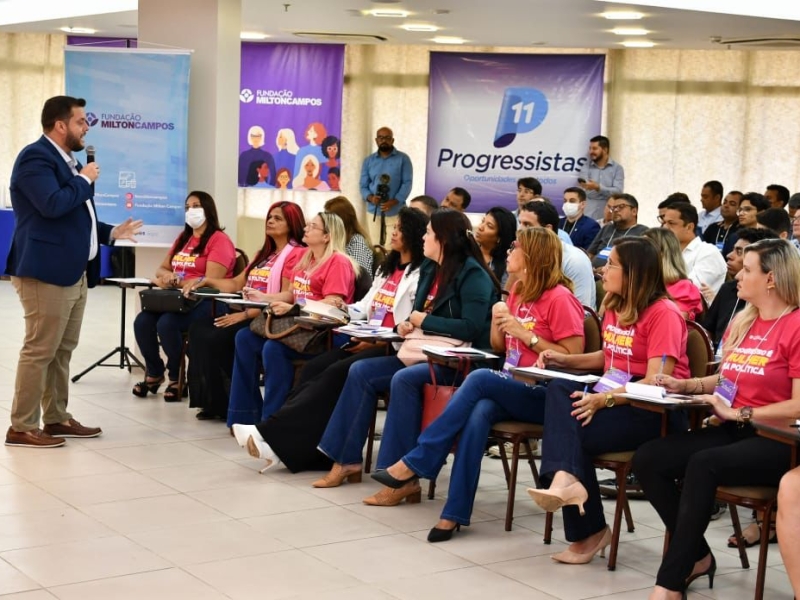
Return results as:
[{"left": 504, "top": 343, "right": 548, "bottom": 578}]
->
[
  {"left": 255, "top": 344, "right": 390, "bottom": 473},
  {"left": 632, "top": 422, "right": 792, "bottom": 591}
]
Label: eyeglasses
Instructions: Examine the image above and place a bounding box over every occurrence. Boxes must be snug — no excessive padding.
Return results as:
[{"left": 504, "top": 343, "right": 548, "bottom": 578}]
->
[
  {"left": 306, "top": 222, "right": 327, "bottom": 233},
  {"left": 609, "top": 204, "right": 633, "bottom": 212},
  {"left": 507, "top": 240, "right": 522, "bottom": 255},
  {"left": 376, "top": 135, "right": 392, "bottom": 141},
  {"left": 604, "top": 262, "right": 622, "bottom": 270}
]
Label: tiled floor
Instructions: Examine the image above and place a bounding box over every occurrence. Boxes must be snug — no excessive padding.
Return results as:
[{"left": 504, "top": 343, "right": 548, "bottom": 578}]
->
[{"left": 0, "top": 282, "right": 794, "bottom": 599}]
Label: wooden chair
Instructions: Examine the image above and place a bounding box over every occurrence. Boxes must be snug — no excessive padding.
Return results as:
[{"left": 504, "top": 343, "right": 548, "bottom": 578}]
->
[{"left": 686, "top": 320, "right": 715, "bottom": 377}]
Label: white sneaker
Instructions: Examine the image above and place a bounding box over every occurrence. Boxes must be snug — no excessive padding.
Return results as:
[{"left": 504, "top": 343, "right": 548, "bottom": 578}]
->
[{"left": 232, "top": 424, "right": 259, "bottom": 448}]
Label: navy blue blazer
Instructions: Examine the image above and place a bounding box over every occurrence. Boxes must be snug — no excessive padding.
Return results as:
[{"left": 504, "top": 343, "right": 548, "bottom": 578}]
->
[{"left": 6, "top": 136, "right": 114, "bottom": 288}]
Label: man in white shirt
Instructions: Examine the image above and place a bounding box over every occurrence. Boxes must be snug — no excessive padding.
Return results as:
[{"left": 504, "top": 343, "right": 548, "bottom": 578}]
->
[
  {"left": 662, "top": 202, "right": 727, "bottom": 295},
  {"left": 697, "top": 180, "right": 723, "bottom": 235}
]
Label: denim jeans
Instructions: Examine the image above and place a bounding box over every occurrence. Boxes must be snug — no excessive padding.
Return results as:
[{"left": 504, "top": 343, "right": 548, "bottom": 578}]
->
[
  {"left": 317, "top": 355, "right": 405, "bottom": 465},
  {"left": 541, "top": 378, "right": 663, "bottom": 542},
  {"left": 133, "top": 300, "right": 215, "bottom": 382},
  {"left": 387, "top": 369, "right": 545, "bottom": 525}
]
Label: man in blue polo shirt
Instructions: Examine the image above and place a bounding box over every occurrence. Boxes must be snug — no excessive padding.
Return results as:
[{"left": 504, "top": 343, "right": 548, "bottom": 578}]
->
[
  {"left": 577, "top": 135, "right": 624, "bottom": 221},
  {"left": 359, "top": 126, "right": 413, "bottom": 245}
]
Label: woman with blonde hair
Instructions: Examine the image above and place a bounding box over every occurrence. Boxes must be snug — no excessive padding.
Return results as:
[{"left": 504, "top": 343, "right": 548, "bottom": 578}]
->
[
  {"left": 226, "top": 211, "right": 357, "bottom": 427},
  {"left": 292, "top": 155, "right": 329, "bottom": 191},
  {"left": 643, "top": 227, "right": 703, "bottom": 320},
  {"left": 368, "top": 227, "right": 585, "bottom": 536},
  {"left": 275, "top": 128, "right": 300, "bottom": 182},
  {"left": 324, "top": 196, "right": 373, "bottom": 274},
  {"left": 634, "top": 238, "right": 800, "bottom": 600}
]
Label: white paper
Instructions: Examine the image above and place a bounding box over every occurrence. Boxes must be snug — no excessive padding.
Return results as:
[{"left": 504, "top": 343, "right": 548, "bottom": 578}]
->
[
  {"left": 336, "top": 324, "right": 398, "bottom": 338},
  {"left": 106, "top": 277, "right": 153, "bottom": 285},
  {"left": 190, "top": 291, "right": 242, "bottom": 298},
  {"left": 512, "top": 366, "right": 601, "bottom": 384},
  {"left": 421, "top": 345, "right": 499, "bottom": 359},
  {"left": 215, "top": 297, "right": 271, "bottom": 308},
  {"left": 301, "top": 299, "right": 349, "bottom": 324},
  {"left": 625, "top": 382, "right": 666, "bottom": 400}
]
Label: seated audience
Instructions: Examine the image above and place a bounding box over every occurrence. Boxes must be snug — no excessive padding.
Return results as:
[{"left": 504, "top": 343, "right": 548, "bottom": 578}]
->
[
  {"left": 185, "top": 201, "right": 306, "bottom": 420},
  {"left": 230, "top": 207, "right": 427, "bottom": 472},
  {"left": 528, "top": 236, "right": 690, "bottom": 565},
  {"left": 702, "top": 191, "right": 741, "bottom": 257},
  {"left": 587, "top": 193, "right": 647, "bottom": 270},
  {"left": 226, "top": 212, "right": 357, "bottom": 426},
  {"left": 633, "top": 238, "right": 800, "bottom": 600},
  {"left": 657, "top": 193, "right": 691, "bottom": 225},
  {"left": 324, "top": 196, "right": 374, "bottom": 274},
  {"left": 788, "top": 193, "right": 800, "bottom": 222},
  {"left": 559, "top": 186, "right": 600, "bottom": 250},
  {"left": 514, "top": 176, "right": 542, "bottom": 219},
  {"left": 409, "top": 194, "right": 439, "bottom": 216},
  {"left": 475, "top": 206, "right": 517, "bottom": 288},
  {"left": 133, "top": 191, "right": 235, "bottom": 401},
  {"left": 737, "top": 192, "right": 769, "bottom": 229},
  {"left": 757, "top": 207, "right": 791, "bottom": 239},
  {"left": 441, "top": 187, "right": 471, "bottom": 212},
  {"left": 368, "top": 227, "right": 585, "bottom": 534},
  {"left": 697, "top": 180, "right": 724, "bottom": 235},
  {"left": 765, "top": 184, "right": 790, "bottom": 209},
  {"left": 643, "top": 228, "right": 703, "bottom": 320}
]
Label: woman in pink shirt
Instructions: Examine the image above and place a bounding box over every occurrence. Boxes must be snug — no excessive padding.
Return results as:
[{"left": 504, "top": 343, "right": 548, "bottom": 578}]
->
[{"left": 644, "top": 228, "right": 704, "bottom": 320}]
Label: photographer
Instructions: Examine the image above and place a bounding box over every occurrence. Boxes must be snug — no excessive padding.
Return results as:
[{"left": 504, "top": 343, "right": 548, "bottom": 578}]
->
[{"left": 359, "top": 126, "right": 413, "bottom": 246}]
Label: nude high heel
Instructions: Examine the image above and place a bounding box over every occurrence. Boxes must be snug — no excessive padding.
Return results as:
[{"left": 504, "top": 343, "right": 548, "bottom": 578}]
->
[
  {"left": 362, "top": 480, "right": 422, "bottom": 506},
  {"left": 527, "top": 481, "right": 589, "bottom": 515},
  {"left": 551, "top": 526, "right": 612, "bottom": 564},
  {"left": 311, "top": 463, "right": 363, "bottom": 488}
]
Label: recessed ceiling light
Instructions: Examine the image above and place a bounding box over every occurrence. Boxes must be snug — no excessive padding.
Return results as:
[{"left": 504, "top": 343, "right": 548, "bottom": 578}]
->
[
  {"left": 60, "top": 27, "right": 97, "bottom": 34},
  {"left": 602, "top": 11, "right": 644, "bottom": 20},
  {"left": 240, "top": 32, "right": 270, "bottom": 40},
  {"left": 621, "top": 40, "right": 655, "bottom": 47},
  {"left": 431, "top": 36, "right": 466, "bottom": 44},
  {"left": 401, "top": 23, "right": 440, "bottom": 32},
  {"left": 366, "top": 9, "right": 410, "bottom": 17},
  {"left": 611, "top": 27, "right": 649, "bottom": 35}
]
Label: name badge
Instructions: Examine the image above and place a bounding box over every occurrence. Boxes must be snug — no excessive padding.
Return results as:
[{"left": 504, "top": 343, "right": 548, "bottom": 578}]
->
[
  {"left": 594, "top": 367, "right": 632, "bottom": 393},
  {"left": 598, "top": 246, "right": 612, "bottom": 259},
  {"left": 713, "top": 376, "right": 737, "bottom": 407},
  {"left": 715, "top": 241, "right": 725, "bottom": 251},
  {"left": 502, "top": 348, "right": 522, "bottom": 374}
]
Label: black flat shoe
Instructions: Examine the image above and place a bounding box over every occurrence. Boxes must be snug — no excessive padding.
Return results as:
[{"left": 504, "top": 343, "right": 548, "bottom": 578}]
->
[
  {"left": 685, "top": 553, "right": 716, "bottom": 589},
  {"left": 195, "top": 410, "right": 220, "bottom": 420},
  {"left": 371, "top": 468, "right": 418, "bottom": 489},
  {"left": 427, "top": 523, "right": 460, "bottom": 543}
]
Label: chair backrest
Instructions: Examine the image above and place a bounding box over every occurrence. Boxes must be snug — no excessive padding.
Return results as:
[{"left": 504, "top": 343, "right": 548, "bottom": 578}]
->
[
  {"left": 371, "top": 245, "right": 387, "bottom": 277},
  {"left": 686, "top": 319, "right": 714, "bottom": 377},
  {"left": 594, "top": 278, "right": 605, "bottom": 312},
  {"left": 354, "top": 267, "right": 373, "bottom": 302},
  {"left": 233, "top": 248, "right": 249, "bottom": 277},
  {"left": 582, "top": 305, "right": 603, "bottom": 353},
  {"left": 694, "top": 293, "right": 709, "bottom": 324}
]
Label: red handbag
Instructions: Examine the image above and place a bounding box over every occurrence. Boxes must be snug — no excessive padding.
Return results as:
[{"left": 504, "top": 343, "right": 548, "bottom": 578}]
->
[{"left": 421, "top": 356, "right": 471, "bottom": 431}]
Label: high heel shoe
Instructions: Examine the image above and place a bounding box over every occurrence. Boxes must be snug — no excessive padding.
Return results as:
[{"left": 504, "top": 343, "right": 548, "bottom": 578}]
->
[
  {"left": 551, "top": 526, "right": 611, "bottom": 564},
  {"left": 362, "top": 479, "right": 422, "bottom": 506},
  {"left": 371, "top": 468, "right": 418, "bottom": 489},
  {"left": 685, "top": 553, "right": 716, "bottom": 589},
  {"left": 163, "top": 381, "right": 188, "bottom": 402},
  {"left": 132, "top": 376, "right": 165, "bottom": 397},
  {"left": 427, "top": 522, "right": 461, "bottom": 543},
  {"left": 527, "top": 481, "right": 589, "bottom": 515},
  {"left": 311, "top": 463, "right": 363, "bottom": 488}
]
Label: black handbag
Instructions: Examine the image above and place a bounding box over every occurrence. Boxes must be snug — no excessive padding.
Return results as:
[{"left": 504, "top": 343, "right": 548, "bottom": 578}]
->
[{"left": 139, "top": 288, "right": 199, "bottom": 314}]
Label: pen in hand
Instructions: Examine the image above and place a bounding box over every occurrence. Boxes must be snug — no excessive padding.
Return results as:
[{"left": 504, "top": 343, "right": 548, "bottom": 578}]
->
[
  {"left": 582, "top": 383, "right": 589, "bottom": 398},
  {"left": 656, "top": 353, "right": 667, "bottom": 384}
]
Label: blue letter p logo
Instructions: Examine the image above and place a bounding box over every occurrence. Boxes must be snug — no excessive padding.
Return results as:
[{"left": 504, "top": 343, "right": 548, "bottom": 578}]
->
[{"left": 493, "top": 87, "right": 549, "bottom": 148}]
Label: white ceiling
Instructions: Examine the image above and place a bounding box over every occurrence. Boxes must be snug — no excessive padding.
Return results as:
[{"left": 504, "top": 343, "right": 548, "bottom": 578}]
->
[{"left": 2, "top": 0, "right": 800, "bottom": 50}]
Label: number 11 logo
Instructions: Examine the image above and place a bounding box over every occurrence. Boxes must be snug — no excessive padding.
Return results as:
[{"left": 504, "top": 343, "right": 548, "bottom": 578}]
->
[{"left": 493, "top": 87, "right": 549, "bottom": 148}]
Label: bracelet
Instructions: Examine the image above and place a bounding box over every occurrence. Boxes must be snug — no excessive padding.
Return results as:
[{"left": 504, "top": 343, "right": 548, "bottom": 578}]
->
[{"left": 695, "top": 377, "right": 703, "bottom": 394}]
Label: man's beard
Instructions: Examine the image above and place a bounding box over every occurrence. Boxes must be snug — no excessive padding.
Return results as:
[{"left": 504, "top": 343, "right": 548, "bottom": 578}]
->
[
  {"left": 378, "top": 143, "right": 392, "bottom": 152},
  {"left": 65, "top": 131, "right": 85, "bottom": 152}
]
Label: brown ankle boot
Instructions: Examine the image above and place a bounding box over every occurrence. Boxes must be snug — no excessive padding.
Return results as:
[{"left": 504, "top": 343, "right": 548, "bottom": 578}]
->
[
  {"left": 363, "top": 480, "right": 422, "bottom": 506},
  {"left": 311, "top": 463, "right": 363, "bottom": 488}
]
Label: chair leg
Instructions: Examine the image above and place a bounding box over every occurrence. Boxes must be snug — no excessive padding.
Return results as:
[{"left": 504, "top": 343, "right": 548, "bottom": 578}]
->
[
  {"left": 622, "top": 494, "right": 635, "bottom": 533},
  {"left": 754, "top": 503, "right": 775, "bottom": 600},
  {"left": 728, "top": 503, "right": 750, "bottom": 569},
  {"left": 497, "top": 437, "right": 512, "bottom": 486},
  {"left": 544, "top": 511, "right": 553, "bottom": 544},
  {"left": 364, "top": 404, "right": 379, "bottom": 474},
  {"left": 176, "top": 337, "right": 188, "bottom": 399},
  {"left": 428, "top": 478, "right": 437, "bottom": 500},
  {"left": 522, "top": 438, "right": 541, "bottom": 489},
  {"left": 606, "top": 466, "right": 628, "bottom": 571},
  {"left": 504, "top": 439, "right": 522, "bottom": 531}
]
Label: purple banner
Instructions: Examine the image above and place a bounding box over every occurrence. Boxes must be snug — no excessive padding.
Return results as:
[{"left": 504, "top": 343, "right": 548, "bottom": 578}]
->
[
  {"left": 426, "top": 53, "right": 605, "bottom": 213},
  {"left": 238, "top": 43, "right": 344, "bottom": 191}
]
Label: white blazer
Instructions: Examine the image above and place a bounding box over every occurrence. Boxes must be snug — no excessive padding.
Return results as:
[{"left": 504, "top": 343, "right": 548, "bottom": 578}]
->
[{"left": 348, "top": 262, "right": 421, "bottom": 324}]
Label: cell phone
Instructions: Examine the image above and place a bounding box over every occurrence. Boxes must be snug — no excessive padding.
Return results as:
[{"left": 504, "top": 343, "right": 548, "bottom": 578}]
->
[
  {"left": 577, "top": 178, "right": 586, "bottom": 184},
  {"left": 340, "top": 340, "right": 360, "bottom": 350}
]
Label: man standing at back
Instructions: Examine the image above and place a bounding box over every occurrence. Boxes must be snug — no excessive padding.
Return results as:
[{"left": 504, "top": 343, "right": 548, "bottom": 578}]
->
[
  {"left": 697, "top": 180, "right": 724, "bottom": 235},
  {"left": 577, "top": 135, "right": 624, "bottom": 221},
  {"left": 359, "top": 126, "right": 413, "bottom": 245},
  {"left": 6, "top": 95, "right": 141, "bottom": 448}
]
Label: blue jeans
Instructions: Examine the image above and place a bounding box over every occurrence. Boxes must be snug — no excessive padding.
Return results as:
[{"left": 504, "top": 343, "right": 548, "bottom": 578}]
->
[
  {"left": 540, "top": 378, "right": 663, "bottom": 542},
  {"left": 389, "top": 369, "right": 545, "bottom": 525},
  {"left": 317, "top": 355, "right": 406, "bottom": 465},
  {"left": 133, "top": 300, "right": 214, "bottom": 382},
  {"left": 226, "top": 327, "right": 318, "bottom": 426},
  {"left": 376, "top": 362, "right": 467, "bottom": 470}
]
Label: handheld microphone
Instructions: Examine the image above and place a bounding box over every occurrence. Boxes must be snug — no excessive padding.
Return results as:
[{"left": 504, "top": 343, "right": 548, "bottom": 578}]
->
[{"left": 86, "top": 146, "right": 96, "bottom": 164}]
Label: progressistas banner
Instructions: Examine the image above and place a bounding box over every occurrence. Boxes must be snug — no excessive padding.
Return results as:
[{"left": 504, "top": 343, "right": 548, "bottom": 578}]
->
[
  {"left": 426, "top": 53, "right": 605, "bottom": 213},
  {"left": 238, "top": 43, "right": 344, "bottom": 192},
  {"left": 65, "top": 46, "right": 190, "bottom": 247}
]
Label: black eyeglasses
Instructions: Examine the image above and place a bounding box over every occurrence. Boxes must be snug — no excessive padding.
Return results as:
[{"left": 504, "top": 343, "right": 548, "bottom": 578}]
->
[{"left": 609, "top": 204, "right": 633, "bottom": 212}]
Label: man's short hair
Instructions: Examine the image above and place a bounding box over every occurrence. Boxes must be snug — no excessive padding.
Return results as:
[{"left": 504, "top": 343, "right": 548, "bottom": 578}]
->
[
  {"left": 563, "top": 186, "right": 586, "bottom": 202},
  {"left": 703, "top": 180, "right": 724, "bottom": 199},
  {"left": 757, "top": 208, "right": 791, "bottom": 235},
  {"left": 788, "top": 193, "right": 800, "bottom": 209},
  {"left": 41, "top": 95, "right": 86, "bottom": 131},
  {"left": 410, "top": 195, "right": 438, "bottom": 212},
  {"left": 611, "top": 192, "right": 638, "bottom": 210},
  {"left": 590, "top": 135, "right": 610, "bottom": 150},
  {"left": 736, "top": 226, "right": 780, "bottom": 245},
  {"left": 520, "top": 200, "right": 560, "bottom": 231},
  {"left": 450, "top": 187, "right": 471, "bottom": 210},
  {"left": 766, "top": 184, "right": 791, "bottom": 207},
  {"left": 741, "top": 192, "right": 770, "bottom": 212},
  {"left": 657, "top": 192, "right": 690, "bottom": 210},
  {"left": 667, "top": 202, "right": 699, "bottom": 228},
  {"left": 517, "top": 177, "right": 542, "bottom": 195}
]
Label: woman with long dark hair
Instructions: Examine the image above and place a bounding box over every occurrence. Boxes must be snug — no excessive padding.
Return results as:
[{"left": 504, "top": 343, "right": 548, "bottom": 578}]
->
[
  {"left": 308, "top": 209, "right": 500, "bottom": 492},
  {"left": 132, "top": 191, "right": 236, "bottom": 401},
  {"left": 528, "top": 236, "right": 690, "bottom": 564},
  {"left": 231, "top": 207, "right": 428, "bottom": 472},
  {"left": 185, "top": 201, "right": 306, "bottom": 420},
  {"left": 475, "top": 206, "right": 517, "bottom": 287}
]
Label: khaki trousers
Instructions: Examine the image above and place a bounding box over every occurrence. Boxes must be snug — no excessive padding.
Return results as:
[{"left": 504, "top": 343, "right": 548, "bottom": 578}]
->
[
  {"left": 365, "top": 210, "right": 398, "bottom": 248},
  {"left": 10, "top": 274, "right": 87, "bottom": 432}
]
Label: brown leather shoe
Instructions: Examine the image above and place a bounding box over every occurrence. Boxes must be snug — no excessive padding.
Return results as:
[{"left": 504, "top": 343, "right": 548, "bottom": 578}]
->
[
  {"left": 363, "top": 480, "right": 422, "bottom": 506},
  {"left": 5, "top": 427, "right": 66, "bottom": 448},
  {"left": 43, "top": 419, "right": 102, "bottom": 439},
  {"left": 311, "top": 463, "right": 363, "bottom": 488}
]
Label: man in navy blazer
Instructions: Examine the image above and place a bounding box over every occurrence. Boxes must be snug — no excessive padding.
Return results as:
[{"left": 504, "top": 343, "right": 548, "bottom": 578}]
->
[{"left": 6, "top": 95, "right": 142, "bottom": 448}]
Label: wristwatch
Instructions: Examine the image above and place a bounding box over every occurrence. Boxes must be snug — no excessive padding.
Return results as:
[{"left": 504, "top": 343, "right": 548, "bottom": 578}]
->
[
  {"left": 738, "top": 406, "right": 754, "bottom": 424},
  {"left": 528, "top": 333, "right": 539, "bottom": 349},
  {"left": 604, "top": 393, "right": 615, "bottom": 408}
]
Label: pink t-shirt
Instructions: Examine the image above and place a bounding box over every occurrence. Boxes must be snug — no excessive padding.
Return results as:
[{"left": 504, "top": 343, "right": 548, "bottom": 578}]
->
[
  {"left": 424, "top": 276, "right": 440, "bottom": 313},
  {"left": 170, "top": 230, "right": 235, "bottom": 280},
  {"left": 506, "top": 285, "right": 585, "bottom": 368},
  {"left": 245, "top": 245, "right": 305, "bottom": 291},
  {"left": 370, "top": 266, "right": 406, "bottom": 329},
  {"left": 291, "top": 251, "right": 356, "bottom": 304},
  {"left": 667, "top": 279, "right": 704, "bottom": 321},
  {"left": 602, "top": 298, "right": 690, "bottom": 380},
  {"left": 721, "top": 309, "right": 800, "bottom": 409}
]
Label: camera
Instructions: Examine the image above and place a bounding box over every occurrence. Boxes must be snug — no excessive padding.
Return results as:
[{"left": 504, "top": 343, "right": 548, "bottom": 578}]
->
[{"left": 376, "top": 173, "right": 391, "bottom": 204}]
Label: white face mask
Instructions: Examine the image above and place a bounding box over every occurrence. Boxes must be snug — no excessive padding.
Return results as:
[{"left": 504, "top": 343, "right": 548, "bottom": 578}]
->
[
  {"left": 185, "top": 207, "right": 206, "bottom": 229},
  {"left": 562, "top": 203, "right": 581, "bottom": 218}
]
